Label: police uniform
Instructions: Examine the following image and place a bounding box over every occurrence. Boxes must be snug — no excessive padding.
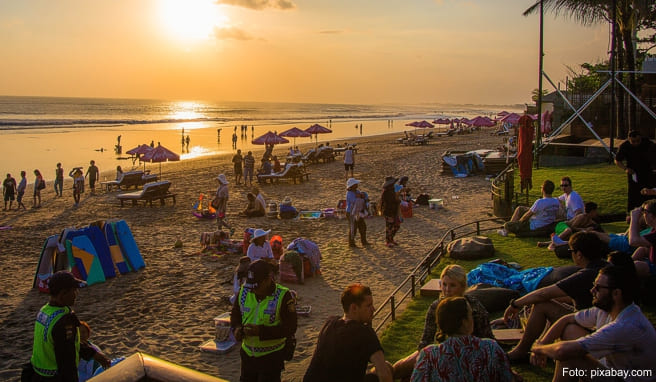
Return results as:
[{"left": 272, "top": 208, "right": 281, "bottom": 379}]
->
[{"left": 230, "top": 266, "right": 297, "bottom": 382}]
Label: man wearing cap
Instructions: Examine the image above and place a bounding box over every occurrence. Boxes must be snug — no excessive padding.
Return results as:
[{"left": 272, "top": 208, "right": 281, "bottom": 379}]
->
[
  {"left": 246, "top": 229, "right": 274, "bottom": 262},
  {"left": 304, "top": 283, "right": 393, "bottom": 382},
  {"left": 28, "top": 271, "right": 110, "bottom": 381},
  {"left": 231, "top": 260, "right": 297, "bottom": 382}
]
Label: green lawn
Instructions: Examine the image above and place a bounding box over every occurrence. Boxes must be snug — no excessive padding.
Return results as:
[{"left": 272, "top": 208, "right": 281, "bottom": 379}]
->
[{"left": 379, "top": 164, "right": 655, "bottom": 382}]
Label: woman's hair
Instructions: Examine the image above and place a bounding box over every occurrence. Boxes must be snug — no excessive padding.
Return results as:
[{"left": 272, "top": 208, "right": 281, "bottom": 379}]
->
[
  {"left": 440, "top": 264, "right": 467, "bottom": 289},
  {"left": 246, "top": 193, "right": 255, "bottom": 201},
  {"left": 436, "top": 296, "right": 470, "bottom": 342}
]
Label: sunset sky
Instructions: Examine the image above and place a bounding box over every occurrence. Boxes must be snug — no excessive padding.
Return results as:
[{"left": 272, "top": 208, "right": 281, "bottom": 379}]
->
[{"left": 0, "top": 0, "right": 610, "bottom": 105}]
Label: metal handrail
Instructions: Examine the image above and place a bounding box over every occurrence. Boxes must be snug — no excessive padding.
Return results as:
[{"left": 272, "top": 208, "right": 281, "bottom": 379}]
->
[{"left": 372, "top": 217, "right": 505, "bottom": 333}]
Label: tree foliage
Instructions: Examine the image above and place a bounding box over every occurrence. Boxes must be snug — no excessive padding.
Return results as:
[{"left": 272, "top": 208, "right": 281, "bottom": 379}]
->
[{"left": 565, "top": 62, "right": 609, "bottom": 93}]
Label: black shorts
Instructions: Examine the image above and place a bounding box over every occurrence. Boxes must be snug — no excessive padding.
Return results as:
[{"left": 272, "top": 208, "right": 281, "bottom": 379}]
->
[
  {"left": 4, "top": 192, "right": 14, "bottom": 202},
  {"left": 344, "top": 163, "right": 354, "bottom": 171}
]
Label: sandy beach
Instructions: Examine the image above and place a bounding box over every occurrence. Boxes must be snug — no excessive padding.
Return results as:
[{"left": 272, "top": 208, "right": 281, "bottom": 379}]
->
[{"left": 0, "top": 129, "right": 507, "bottom": 381}]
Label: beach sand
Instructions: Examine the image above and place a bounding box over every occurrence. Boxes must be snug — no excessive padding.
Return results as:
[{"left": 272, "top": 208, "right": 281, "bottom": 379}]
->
[{"left": 0, "top": 129, "right": 507, "bottom": 381}]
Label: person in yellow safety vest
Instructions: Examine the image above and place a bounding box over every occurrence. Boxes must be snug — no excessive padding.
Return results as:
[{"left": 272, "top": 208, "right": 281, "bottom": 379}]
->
[
  {"left": 231, "top": 259, "right": 297, "bottom": 382},
  {"left": 25, "top": 271, "right": 110, "bottom": 382}
]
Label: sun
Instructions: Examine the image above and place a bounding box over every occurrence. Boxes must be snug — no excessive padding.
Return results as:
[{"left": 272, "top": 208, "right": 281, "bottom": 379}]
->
[{"left": 159, "top": 0, "right": 226, "bottom": 42}]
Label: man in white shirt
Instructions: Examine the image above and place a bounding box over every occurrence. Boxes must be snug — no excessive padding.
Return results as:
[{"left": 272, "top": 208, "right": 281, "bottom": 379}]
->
[
  {"left": 531, "top": 253, "right": 656, "bottom": 382},
  {"left": 503, "top": 180, "right": 560, "bottom": 237},
  {"left": 558, "top": 177, "right": 584, "bottom": 220}
]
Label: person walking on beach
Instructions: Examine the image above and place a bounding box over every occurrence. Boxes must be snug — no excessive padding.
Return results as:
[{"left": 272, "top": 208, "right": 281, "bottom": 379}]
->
[
  {"left": 231, "top": 260, "right": 297, "bottom": 382},
  {"left": 70, "top": 167, "right": 84, "bottom": 207},
  {"left": 232, "top": 132, "right": 238, "bottom": 149},
  {"left": 185, "top": 135, "right": 190, "bottom": 151},
  {"left": 232, "top": 149, "right": 243, "bottom": 185},
  {"left": 85, "top": 160, "right": 98, "bottom": 195},
  {"left": 214, "top": 174, "right": 234, "bottom": 235},
  {"left": 243, "top": 151, "right": 255, "bottom": 187},
  {"left": 380, "top": 177, "right": 400, "bottom": 247},
  {"left": 344, "top": 145, "right": 355, "bottom": 178},
  {"left": 16, "top": 171, "right": 27, "bottom": 210},
  {"left": 3, "top": 173, "right": 17, "bottom": 211},
  {"left": 25, "top": 271, "right": 111, "bottom": 382},
  {"left": 54, "top": 163, "right": 64, "bottom": 197},
  {"left": 304, "top": 283, "right": 393, "bottom": 382},
  {"left": 33, "top": 169, "right": 44, "bottom": 208}
]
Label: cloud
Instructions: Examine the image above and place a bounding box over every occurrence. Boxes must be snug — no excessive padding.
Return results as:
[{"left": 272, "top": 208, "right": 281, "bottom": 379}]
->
[
  {"left": 215, "top": 0, "right": 296, "bottom": 10},
  {"left": 213, "top": 26, "right": 256, "bottom": 40},
  {"left": 318, "top": 30, "right": 344, "bottom": 35}
]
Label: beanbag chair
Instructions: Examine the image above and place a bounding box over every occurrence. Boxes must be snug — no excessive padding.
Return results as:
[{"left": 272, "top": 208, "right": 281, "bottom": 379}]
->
[{"left": 448, "top": 236, "right": 494, "bottom": 260}]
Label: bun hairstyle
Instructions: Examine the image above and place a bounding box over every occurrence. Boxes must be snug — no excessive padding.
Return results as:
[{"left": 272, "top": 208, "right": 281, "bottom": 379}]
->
[{"left": 435, "top": 296, "right": 470, "bottom": 342}]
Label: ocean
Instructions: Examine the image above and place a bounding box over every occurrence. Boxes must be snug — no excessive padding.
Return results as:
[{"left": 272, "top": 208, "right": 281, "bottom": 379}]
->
[{"left": 0, "top": 96, "right": 522, "bottom": 182}]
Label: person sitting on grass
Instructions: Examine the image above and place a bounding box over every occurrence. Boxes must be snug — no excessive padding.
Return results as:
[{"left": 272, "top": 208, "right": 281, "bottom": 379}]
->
[
  {"left": 537, "top": 201, "right": 602, "bottom": 248},
  {"left": 628, "top": 199, "right": 656, "bottom": 279},
  {"left": 502, "top": 179, "right": 560, "bottom": 237},
  {"left": 503, "top": 231, "right": 607, "bottom": 363},
  {"left": 557, "top": 176, "right": 584, "bottom": 220},
  {"left": 530, "top": 252, "right": 656, "bottom": 381},
  {"left": 238, "top": 193, "right": 265, "bottom": 218},
  {"left": 410, "top": 297, "right": 518, "bottom": 382},
  {"left": 392, "top": 265, "right": 493, "bottom": 380}
]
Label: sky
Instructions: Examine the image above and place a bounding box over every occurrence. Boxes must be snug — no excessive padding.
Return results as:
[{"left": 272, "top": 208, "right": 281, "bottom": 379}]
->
[{"left": 0, "top": 0, "right": 611, "bottom": 105}]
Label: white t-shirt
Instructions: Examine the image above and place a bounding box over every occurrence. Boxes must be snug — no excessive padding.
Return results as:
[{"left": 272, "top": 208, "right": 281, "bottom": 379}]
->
[
  {"left": 558, "top": 190, "right": 584, "bottom": 220},
  {"left": 246, "top": 241, "right": 274, "bottom": 262},
  {"left": 528, "top": 197, "right": 560, "bottom": 230},
  {"left": 575, "top": 304, "right": 656, "bottom": 381},
  {"left": 343, "top": 149, "right": 354, "bottom": 165},
  {"left": 255, "top": 193, "right": 266, "bottom": 211}
]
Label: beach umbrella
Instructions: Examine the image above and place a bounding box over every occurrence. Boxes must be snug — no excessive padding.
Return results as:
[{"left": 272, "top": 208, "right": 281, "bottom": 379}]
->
[
  {"left": 252, "top": 131, "right": 290, "bottom": 145},
  {"left": 279, "top": 127, "right": 312, "bottom": 146},
  {"left": 305, "top": 124, "right": 332, "bottom": 145},
  {"left": 470, "top": 116, "right": 496, "bottom": 127},
  {"left": 405, "top": 121, "right": 420, "bottom": 127},
  {"left": 460, "top": 118, "right": 472, "bottom": 126},
  {"left": 497, "top": 111, "right": 510, "bottom": 116},
  {"left": 500, "top": 113, "right": 521, "bottom": 125},
  {"left": 140, "top": 144, "right": 180, "bottom": 177},
  {"left": 415, "top": 120, "right": 434, "bottom": 128},
  {"left": 125, "top": 144, "right": 153, "bottom": 156},
  {"left": 432, "top": 118, "right": 451, "bottom": 125}
]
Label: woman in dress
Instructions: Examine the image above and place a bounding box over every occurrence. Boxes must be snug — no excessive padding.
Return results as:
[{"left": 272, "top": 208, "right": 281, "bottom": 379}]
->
[{"left": 33, "top": 169, "right": 43, "bottom": 208}]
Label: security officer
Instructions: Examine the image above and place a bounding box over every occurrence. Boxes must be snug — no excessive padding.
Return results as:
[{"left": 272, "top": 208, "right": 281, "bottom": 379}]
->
[
  {"left": 231, "top": 260, "right": 297, "bottom": 382},
  {"left": 27, "top": 271, "right": 110, "bottom": 381}
]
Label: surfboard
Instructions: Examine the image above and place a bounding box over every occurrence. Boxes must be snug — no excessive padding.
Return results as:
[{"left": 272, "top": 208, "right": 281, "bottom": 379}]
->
[
  {"left": 83, "top": 226, "right": 116, "bottom": 278},
  {"left": 114, "top": 220, "right": 145, "bottom": 270},
  {"left": 70, "top": 235, "right": 106, "bottom": 286},
  {"left": 104, "top": 223, "right": 131, "bottom": 274},
  {"left": 33, "top": 235, "right": 56, "bottom": 291}
]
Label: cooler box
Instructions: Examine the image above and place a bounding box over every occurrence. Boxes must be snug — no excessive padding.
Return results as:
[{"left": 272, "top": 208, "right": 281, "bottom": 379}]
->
[{"left": 428, "top": 199, "right": 443, "bottom": 209}]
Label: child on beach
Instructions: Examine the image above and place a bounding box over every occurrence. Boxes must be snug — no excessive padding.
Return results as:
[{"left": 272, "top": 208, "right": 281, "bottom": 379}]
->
[
  {"left": 70, "top": 167, "right": 84, "bottom": 206},
  {"left": 77, "top": 321, "right": 121, "bottom": 382},
  {"left": 16, "top": 171, "right": 27, "bottom": 210},
  {"left": 33, "top": 169, "right": 44, "bottom": 208}
]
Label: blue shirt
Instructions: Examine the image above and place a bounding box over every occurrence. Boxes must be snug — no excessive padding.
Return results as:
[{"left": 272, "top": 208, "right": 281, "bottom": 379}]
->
[{"left": 346, "top": 190, "right": 358, "bottom": 214}]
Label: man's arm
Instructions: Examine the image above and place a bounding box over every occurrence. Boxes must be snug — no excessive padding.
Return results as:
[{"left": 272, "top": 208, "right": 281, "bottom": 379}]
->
[
  {"left": 614, "top": 158, "right": 634, "bottom": 174},
  {"left": 531, "top": 339, "right": 587, "bottom": 361},
  {"left": 518, "top": 209, "right": 534, "bottom": 222},
  {"left": 504, "top": 284, "right": 566, "bottom": 322},
  {"left": 370, "top": 350, "right": 393, "bottom": 382},
  {"left": 51, "top": 315, "right": 81, "bottom": 382}
]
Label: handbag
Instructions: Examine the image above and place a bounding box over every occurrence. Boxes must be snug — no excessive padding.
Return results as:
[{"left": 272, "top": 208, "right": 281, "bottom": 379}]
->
[
  {"left": 37, "top": 179, "right": 46, "bottom": 190},
  {"left": 211, "top": 196, "right": 221, "bottom": 209}
]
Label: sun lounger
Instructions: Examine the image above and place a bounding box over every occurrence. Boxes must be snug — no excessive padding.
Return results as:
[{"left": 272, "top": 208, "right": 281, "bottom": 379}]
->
[
  {"left": 257, "top": 164, "right": 310, "bottom": 184},
  {"left": 117, "top": 181, "right": 176, "bottom": 207},
  {"left": 315, "top": 147, "right": 336, "bottom": 163},
  {"left": 101, "top": 171, "right": 158, "bottom": 192}
]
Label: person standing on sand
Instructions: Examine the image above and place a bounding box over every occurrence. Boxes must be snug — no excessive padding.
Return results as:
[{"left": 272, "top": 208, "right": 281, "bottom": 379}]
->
[
  {"left": 33, "top": 169, "right": 44, "bottom": 208},
  {"left": 344, "top": 145, "right": 355, "bottom": 178},
  {"left": 232, "top": 149, "right": 243, "bottom": 185},
  {"left": 231, "top": 260, "right": 297, "bottom": 382},
  {"left": 3, "top": 173, "right": 17, "bottom": 211},
  {"left": 85, "top": 160, "right": 98, "bottom": 195},
  {"left": 185, "top": 135, "right": 190, "bottom": 151},
  {"left": 214, "top": 174, "right": 234, "bottom": 236},
  {"left": 243, "top": 151, "right": 255, "bottom": 187},
  {"left": 25, "top": 271, "right": 111, "bottom": 382},
  {"left": 232, "top": 132, "right": 238, "bottom": 149},
  {"left": 70, "top": 168, "right": 84, "bottom": 207},
  {"left": 54, "top": 163, "right": 64, "bottom": 197},
  {"left": 304, "top": 283, "right": 393, "bottom": 382},
  {"left": 380, "top": 177, "right": 400, "bottom": 247},
  {"left": 16, "top": 171, "right": 27, "bottom": 210}
]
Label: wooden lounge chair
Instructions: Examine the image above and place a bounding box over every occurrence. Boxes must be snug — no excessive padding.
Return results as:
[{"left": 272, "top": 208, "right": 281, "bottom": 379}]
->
[
  {"left": 315, "top": 147, "right": 335, "bottom": 163},
  {"left": 101, "top": 171, "right": 158, "bottom": 192},
  {"left": 257, "top": 164, "right": 310, "bottom": 184},
  {"left": 117, "top": 181, "right": 176, "bottom": 207}
]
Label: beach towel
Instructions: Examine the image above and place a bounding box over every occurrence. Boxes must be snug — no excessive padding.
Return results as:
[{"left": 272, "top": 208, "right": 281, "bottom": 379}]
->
[
  {"left": 467, "top": 262, "right": 553, "bottom": 294},
  {"left": 287, "top": 238, "right": 321, "bottom": 274}
]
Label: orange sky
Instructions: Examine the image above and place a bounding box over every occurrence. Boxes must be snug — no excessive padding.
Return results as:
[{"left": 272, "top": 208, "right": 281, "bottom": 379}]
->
[{"left": 0, "top": 0, "right": 610, "bottom": 105}]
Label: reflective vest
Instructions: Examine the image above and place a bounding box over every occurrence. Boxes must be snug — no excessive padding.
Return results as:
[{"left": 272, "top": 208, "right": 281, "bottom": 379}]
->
[
  {"left": 30, "top": 304, "right": 80, "bottom": 377},
  {"left": 238, "top": 284, "right": 288, "bottom": 357}
]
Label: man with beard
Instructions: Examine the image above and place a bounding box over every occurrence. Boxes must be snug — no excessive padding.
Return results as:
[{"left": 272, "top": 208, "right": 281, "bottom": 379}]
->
[{"left": 530, "top": 252, "right": 656, "bottom": 381}]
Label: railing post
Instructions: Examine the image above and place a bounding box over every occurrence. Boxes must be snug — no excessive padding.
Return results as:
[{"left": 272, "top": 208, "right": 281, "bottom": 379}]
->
[
  {"left": 476, "top": 221, "right": 481, "bottom": 235},
  {"left": 450, "top": 230, "right": 455, "bottom": 241},
  {"left": 411, "top": 274, "right": 416, "bottom": 297},
  {"left": 390, "top": 296, "right": 396, "bottom": 321}
]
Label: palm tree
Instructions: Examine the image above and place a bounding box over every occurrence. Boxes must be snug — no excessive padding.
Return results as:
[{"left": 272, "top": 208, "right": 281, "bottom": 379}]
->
[{"left": 523, "top": 0, "right": 652, "bottom": 135}]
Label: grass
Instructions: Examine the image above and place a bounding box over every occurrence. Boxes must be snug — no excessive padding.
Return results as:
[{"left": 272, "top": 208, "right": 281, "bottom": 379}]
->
[{"left": 379, "top": 164, "right": 655, "bottom": 382}]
